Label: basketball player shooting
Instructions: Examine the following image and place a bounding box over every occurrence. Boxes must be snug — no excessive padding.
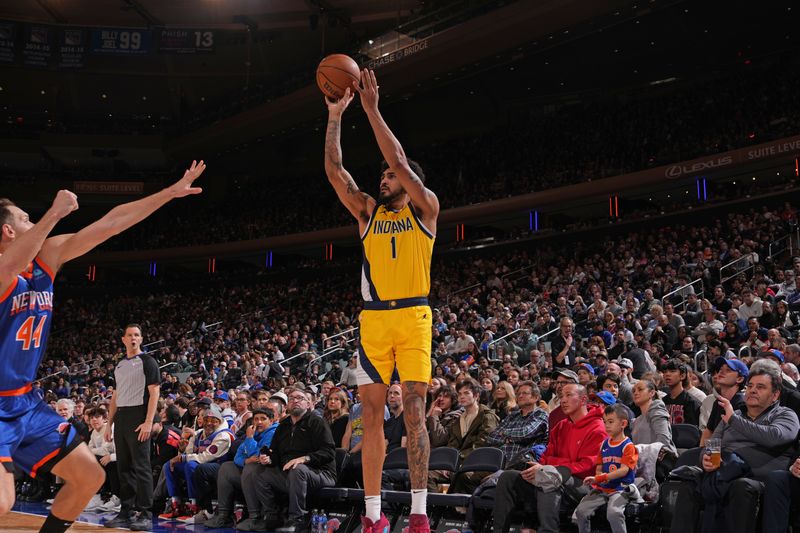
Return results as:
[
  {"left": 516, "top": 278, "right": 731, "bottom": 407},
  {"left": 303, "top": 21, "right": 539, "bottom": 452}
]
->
[
  {"left": 324, "top": 69, "right": 439, "bottom": 532},
  {"left": 0, "top": 160, "right": 205, "bottom": 533}
]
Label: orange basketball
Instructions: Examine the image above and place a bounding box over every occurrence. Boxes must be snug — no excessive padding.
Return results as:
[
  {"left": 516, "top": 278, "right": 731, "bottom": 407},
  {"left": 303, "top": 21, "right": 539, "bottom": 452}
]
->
[{"left": 316, "top": 54, "right": 361, "bottom": 100}]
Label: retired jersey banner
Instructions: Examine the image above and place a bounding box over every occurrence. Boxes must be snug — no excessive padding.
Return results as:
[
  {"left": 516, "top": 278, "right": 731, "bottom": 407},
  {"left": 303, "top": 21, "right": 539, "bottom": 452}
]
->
[
  {"left": 91, "top": 28, "right": 152, "bottom": 55},
  {"left": 159, "top": 29, "right": 215, "bottom": 53}
]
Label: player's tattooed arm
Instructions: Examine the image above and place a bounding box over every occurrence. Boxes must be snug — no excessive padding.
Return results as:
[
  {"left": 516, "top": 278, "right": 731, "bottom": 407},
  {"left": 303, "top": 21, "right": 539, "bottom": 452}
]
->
[
  {"left": 323, "top": 109, "right": 375, "bottom": 222},
  {"left": 324, "top": 118, "right": 344, "bottom": 171}
]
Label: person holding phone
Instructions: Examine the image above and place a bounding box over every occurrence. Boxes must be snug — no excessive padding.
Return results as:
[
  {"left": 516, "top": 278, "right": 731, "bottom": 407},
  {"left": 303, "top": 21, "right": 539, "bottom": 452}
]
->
[{"left": 205, "top": 408, "right": 278, "bottom": 529}]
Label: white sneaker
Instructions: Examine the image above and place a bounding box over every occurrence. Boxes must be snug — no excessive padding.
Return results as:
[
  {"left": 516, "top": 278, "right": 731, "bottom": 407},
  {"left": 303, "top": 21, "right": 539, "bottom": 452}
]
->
[
  {"left": 100, "top": 495, "right": 121, "bottom": 513},
  {"left": 179, "top": 509, "right": 211, "bottom": 524},
  {"left": 84, "top": 494, "right": 105, "bottom": 512}
]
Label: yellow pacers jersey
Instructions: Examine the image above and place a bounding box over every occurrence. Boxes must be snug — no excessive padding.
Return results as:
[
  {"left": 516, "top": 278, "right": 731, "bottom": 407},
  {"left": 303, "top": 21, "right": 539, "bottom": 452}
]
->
[{"left": 361, "top": 203, "right": 434, "bottom": 302}]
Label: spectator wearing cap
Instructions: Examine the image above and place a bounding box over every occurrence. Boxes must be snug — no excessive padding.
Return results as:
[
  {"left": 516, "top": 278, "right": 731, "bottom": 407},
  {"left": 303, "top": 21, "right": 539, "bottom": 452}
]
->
[
  {"left": 181, "top": 400, "right": 200, "bottom": 430},
  {"left": 700, "top": 358, "right": 748, "bottom": 446},
  {"left": 695, "top": 306, "right": 724, "bottom": 345},
  {"left": 616, "top": 357, "right": 636, "bottom": 386},
  {"left": 589, "top": 320, "right": 613, "bottom": 349},
  {"left": 763, "top": 348, "right": 796, "bottom": 385},
  {"left": 590, "top": 390, "right": 635, "bottom": 429},
  {"left": 492, "top": 383, "right": 607, "bottom": 533},
  {"left": 213, "top": 390, "right": 236, "bottom": 428},
  {"left": 593, "top": 351, "right": 609, "bottom": 376},
  {"left": 551, "top": 318, "right": 577, "bottom": 368},
  {"left": 671, "top": 360, "right": 800, "bottom": 533},
  {"left": 204, "top": 407, "right": 278, "bottom": 529},
  {"left": 548, "top": 369, "right": 579, "bottom": 429},
  {"left": 661, "top": 359, "right": 702, "bottom": 426},
  {"left": 575, "top": 363, "right": 595, "bottom": 386},
  {"left": 159, "top": 403, "right": 234, "bottom": 523},
  {"left": 267, "top": 394, "right": 287, "bottom": 421}
]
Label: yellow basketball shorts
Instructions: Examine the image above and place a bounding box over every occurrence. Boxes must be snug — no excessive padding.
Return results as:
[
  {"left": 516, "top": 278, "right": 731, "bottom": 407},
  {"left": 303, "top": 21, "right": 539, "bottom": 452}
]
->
[{"left": 356, "top": 305, "right": 432, "bottom": 385}]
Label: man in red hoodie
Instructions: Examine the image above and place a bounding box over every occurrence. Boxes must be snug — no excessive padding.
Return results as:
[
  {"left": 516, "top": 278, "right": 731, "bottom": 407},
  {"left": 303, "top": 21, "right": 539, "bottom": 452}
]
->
[{"left": 492, "top": 383, "right": 607, "bottom": 533}]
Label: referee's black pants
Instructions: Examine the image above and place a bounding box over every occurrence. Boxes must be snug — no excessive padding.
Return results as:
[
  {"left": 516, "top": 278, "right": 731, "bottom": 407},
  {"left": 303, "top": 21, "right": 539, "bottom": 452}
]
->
[{"left": 114, "top": 406, "right": 153, "bottom": 517}]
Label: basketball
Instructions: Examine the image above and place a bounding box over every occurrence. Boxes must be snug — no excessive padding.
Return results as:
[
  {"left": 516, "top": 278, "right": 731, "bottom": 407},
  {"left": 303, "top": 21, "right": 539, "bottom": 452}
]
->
[{"left": 316, "top": 54, "right": 361, "bottom": 100}]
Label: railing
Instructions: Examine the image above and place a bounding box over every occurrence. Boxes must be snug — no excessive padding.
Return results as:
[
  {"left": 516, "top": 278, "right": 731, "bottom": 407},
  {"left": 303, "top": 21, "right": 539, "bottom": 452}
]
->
[
  {"left": 719, "top": 252, "right": 758, "bottom": 285},
  {"left": 183, "top": 320, "right": 223, "bottom": 336},
  {"left": 485, "top": 327, "right": 531, "bottom": 360},
  {"left": 501, "top": 265, "right": 535, "bottom": 279},
  {"left": 281, "top": 328, "right": 359, "bottom": 367},
  {"left": 447, "top": 282, "right": 482, "bottom": 306},
  {"left": 281, "top": 350, "right": 316, "bottom": 365},
  {"left": 767, "top": 227, "right": 800, "bottom": 261},
  {"left": 693, "top": 350, "right": 709, "bottom": 374},
  {"left": 663, "top": 278, "right": 704, "bottom": 311}
]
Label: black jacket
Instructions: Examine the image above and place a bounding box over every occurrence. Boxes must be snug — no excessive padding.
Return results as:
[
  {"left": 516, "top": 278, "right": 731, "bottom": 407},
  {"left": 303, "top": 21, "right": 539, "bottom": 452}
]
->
[{"left": 270, "top": 411, "right": 336, "bottom": 477}]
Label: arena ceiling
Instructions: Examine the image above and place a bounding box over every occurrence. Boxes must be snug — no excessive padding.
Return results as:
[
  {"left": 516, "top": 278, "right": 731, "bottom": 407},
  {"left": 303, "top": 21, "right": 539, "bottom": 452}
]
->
[{"left": 1, "top": 0, "right": 420, "bottom": 29}]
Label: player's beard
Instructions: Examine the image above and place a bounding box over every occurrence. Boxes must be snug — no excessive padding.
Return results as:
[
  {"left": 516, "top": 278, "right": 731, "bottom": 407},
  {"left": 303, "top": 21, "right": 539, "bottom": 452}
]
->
[{"left": 378, "top": 188, "right": 402, "bottom": 206}]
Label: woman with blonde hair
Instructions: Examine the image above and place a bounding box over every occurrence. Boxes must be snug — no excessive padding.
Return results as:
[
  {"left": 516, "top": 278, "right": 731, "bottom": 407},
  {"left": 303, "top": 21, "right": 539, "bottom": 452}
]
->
[
  {"left": 323, "top": 387, "right": 351, "bottom": 448},
  {"left": 491, "top": 380, "right": 518, "bottom": 421}
]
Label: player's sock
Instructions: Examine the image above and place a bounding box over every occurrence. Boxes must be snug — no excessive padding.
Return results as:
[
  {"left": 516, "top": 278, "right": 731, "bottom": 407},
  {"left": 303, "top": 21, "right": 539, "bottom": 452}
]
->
[
  {"left": 364, "top": 495, "right": 381, "bottom": 522},
  {"left": 410, "top": 489, "right": 427, "bottom": 516},
  {"left": 39, "top": 512, "right": 73, "bottom": 533}
]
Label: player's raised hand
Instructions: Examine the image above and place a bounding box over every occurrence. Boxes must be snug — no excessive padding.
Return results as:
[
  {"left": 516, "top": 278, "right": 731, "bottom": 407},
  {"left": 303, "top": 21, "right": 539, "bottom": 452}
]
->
[
  {"left": 353, "top": 68, "right": 379, "bottom": 111},
  {"left": 50, "top": 189, "right": 79, "bottom": 219},
  {"left": 167, "top": 160, "right": 206, "bottom": 198},
  {"left": 326, "top": 87, "right": 354, "bottom": 116}
]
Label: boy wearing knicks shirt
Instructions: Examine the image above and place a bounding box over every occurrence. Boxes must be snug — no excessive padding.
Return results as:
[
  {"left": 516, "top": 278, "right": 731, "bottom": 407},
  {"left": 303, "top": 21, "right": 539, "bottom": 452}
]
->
[{"left": 574, "top": 404, "right": 638, "bottom": 533}]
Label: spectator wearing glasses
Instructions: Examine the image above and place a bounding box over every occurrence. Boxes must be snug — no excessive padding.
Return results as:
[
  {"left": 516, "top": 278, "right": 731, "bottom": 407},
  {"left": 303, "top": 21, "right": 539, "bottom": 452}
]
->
[
  {"left": 230, "top": 392, "right": 253, "bottom": 436},
  {"left": 244, "top": 388, "right": 336, "bottom": 532},
  {"left": 551, "top": 318, "right": 576, "bottom": 368},
  {"left": 548, "top": 369, "right": 580, "bottom": 429}
]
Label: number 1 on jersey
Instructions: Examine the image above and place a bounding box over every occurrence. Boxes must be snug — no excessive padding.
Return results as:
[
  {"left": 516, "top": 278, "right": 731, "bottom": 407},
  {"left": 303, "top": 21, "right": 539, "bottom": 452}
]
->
[
  {"left": 390, "top": 236, "right": 397, "bottom": 259},
  {"left": 16, "top": 315, "right": 47, "bottom": 350}
]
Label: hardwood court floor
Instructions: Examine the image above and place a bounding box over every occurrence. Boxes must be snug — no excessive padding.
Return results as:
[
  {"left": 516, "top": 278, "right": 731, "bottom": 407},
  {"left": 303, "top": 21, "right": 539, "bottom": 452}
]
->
[{"left": 3, "top": 511, "right": 129, "bottom": 532}]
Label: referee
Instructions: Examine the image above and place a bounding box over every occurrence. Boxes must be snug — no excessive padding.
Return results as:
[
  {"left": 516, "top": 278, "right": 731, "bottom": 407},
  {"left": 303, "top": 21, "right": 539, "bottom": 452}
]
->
[{"left": 103, "top": 324, "right": 160, "bottom": 531}]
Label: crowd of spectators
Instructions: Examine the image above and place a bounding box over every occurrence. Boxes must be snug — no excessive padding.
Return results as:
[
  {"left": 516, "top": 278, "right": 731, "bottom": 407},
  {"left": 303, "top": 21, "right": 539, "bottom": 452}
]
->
[
  {"left": 13, "top": 200, "right": 800, "bottom": 531},
  {"left": 89, "top": 58, "right": 800, "bottom": 251}
]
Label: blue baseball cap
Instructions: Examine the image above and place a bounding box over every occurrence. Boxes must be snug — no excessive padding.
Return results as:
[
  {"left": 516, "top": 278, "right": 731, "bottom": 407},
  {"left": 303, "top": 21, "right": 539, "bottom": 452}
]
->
[
  {"left": 576, "top": 363, "right": 595, "bottom": 376},
  {"left": 592, "top": 391, "right": 617, "bottom": 405},
  {"left": 214, "top": 390, "right": 229, "bottom": 401},
  {"left": 713, "top": 357, "right": 749, "bottom": 378},
  {"left": 766, "top": 349, "right": 785, "bottom": 363}
]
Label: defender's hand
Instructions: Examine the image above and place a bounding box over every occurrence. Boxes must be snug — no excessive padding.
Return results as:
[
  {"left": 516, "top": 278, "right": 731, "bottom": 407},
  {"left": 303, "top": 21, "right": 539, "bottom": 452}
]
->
[{"left": 167, "top": 160, "right": 205, "bottom": 198}]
